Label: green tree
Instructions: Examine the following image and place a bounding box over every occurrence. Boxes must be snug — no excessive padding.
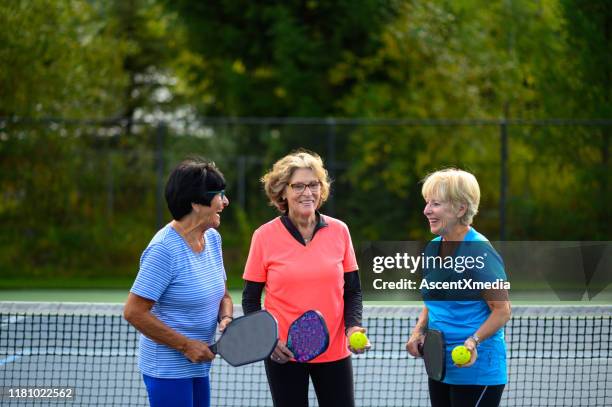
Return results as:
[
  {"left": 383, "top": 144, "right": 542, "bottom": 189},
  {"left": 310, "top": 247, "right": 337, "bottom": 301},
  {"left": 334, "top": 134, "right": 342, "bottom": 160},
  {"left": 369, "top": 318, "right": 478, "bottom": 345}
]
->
[
  {"left": 557, "top": 0, "right": 611, "bottom": 237},
  {"left": 165, "top": 0, "right": 400, "bottom": 116},
  {"left": 0, "top": 0, "right": 126, "bottom": 118},
  {"left": 330, "top": 0, "right": 583, "bottom": 240},
  {"left": 505, "top": 0, "right": 611, "bottom": 239},
  {"left": 0, "top": 0, "right": 187, "bottom": 284},
  {"left": 107, "top": 0, "right": 186, "bottom": 132}
]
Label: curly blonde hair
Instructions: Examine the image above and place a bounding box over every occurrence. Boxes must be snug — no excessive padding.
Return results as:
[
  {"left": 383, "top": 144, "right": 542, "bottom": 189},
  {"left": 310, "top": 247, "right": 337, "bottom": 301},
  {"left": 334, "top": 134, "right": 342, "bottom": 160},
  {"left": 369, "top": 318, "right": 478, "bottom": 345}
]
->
[
  {"left": 262, "top": 150, "right": 331, "bottom": 213},
  {"left": 421, "top": 168, "right": 480, "bottom": 225}
]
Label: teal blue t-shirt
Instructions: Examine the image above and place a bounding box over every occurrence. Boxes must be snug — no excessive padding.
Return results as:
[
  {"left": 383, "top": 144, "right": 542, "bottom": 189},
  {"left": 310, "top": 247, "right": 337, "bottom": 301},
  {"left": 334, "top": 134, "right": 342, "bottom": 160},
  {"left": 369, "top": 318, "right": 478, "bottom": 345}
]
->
[{"left": 422, "top": 227, "right": 508, "bottom": 385}]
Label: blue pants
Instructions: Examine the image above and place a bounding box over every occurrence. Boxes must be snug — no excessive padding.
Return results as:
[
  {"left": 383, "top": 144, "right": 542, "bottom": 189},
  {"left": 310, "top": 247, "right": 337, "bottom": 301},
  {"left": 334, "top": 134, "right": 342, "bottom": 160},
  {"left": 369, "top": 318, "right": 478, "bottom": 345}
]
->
[{"left": 143, "top": 374, "right": 210, "bottom": 407}]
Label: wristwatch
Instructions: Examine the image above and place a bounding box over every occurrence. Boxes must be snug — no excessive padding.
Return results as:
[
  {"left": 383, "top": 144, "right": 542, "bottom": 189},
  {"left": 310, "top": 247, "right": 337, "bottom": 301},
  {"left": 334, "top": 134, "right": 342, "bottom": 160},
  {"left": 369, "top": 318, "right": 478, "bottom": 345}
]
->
[{"left": 469, "top": 334, "right": 480, "bottom": 346}]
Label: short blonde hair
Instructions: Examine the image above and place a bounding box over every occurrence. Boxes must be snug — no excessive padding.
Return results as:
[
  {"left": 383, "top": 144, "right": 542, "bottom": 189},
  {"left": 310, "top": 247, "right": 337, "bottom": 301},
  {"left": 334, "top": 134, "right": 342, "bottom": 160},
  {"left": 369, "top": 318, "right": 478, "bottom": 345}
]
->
[
  {"left": 421, "top": 168, "right": 480, "bottom": 225},
  {"left": 262, "top": 150, "right": 331, "bottom": 213}
]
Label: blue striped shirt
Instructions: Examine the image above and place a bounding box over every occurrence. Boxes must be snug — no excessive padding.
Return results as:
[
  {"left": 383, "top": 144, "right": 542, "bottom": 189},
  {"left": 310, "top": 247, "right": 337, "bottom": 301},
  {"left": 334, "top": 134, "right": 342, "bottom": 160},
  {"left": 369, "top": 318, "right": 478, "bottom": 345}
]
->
[{"left": 130, "top": 224, "right": 226, "bottom": 378}]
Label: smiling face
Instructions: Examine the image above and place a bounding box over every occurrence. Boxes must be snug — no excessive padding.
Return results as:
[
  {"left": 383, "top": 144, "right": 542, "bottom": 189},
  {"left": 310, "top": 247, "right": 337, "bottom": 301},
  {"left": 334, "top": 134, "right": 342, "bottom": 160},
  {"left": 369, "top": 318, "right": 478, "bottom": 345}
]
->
[
  {"left": 284, "top": 168, "right": 320, "bottom": 219},
  {"left": 195, "top": 191, "right": 229, "bottom": 229},
  {"left": 423, "top": 196, "right": 465, "bottom": 238}
]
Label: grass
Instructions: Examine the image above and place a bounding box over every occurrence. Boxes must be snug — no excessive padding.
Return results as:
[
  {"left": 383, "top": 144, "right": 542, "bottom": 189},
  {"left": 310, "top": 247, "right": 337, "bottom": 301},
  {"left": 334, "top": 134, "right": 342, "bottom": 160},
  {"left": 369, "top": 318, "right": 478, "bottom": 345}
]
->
[
  {"left": 0, "top": 289, "right": 240, "bottom": 304},
  {"left": 1, "top": 276, "right": 609, "bottom": 305},
  {"left": 0, "top": 278, "right": 134, "bottom": 290},
  {"left": 1, "top": 289, "right": 610, "bottom": 305},
  {"left": 0, "top": 289, "right": 131, "bottom": 303},
  {"left": 0, "top": 275, "right": 245, "bottom": 290}
]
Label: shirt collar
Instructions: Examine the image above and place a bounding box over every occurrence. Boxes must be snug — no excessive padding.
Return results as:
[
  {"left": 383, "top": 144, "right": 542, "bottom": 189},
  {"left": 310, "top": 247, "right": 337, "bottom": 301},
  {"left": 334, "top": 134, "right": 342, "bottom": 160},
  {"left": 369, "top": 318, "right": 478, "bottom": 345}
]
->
[{"left": 280, "top": 211, "right": 328, "bottom": 246}]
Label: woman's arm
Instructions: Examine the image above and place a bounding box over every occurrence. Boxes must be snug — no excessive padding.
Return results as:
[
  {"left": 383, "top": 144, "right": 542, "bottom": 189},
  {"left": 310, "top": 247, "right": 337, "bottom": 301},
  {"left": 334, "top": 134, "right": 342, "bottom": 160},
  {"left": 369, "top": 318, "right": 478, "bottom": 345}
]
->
[
  {"left": 460, "top": 290, "right": 511, "bottom": 367},
  {"left": 406, "top": 307, "right": 429, "bottom": 357},
  {"left": 344, "top": 270, "right": 370, "bottom": 354},
  {"left": 241, "top": 280, "right": 264, "bottom": 315},
  {"left": 217, "top": 284, "right": 234, "bottom": 331},
  {"left": 124, "top": 292, "right": 215, "bottom": 363},
  {"left": 343, "top": 270, "right": 363, "bottom": 329},
  {"left": 470, "top": 290, "right": 512, "bottom": 344}
]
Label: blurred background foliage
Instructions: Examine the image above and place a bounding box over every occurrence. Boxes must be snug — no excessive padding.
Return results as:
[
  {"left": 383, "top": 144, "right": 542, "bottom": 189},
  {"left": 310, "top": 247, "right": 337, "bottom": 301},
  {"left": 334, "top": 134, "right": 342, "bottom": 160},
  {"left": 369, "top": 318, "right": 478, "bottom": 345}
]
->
[{"left": 0, "top": 0, "right": 609, "bottom": 288}]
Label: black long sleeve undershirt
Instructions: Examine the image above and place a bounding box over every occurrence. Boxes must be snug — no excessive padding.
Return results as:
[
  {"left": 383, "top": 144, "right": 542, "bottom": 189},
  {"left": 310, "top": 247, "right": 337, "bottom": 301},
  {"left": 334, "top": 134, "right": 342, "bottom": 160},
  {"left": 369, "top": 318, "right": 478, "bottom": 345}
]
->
[
  {"left": 242, "top": 280, "right": 264, "bottom": 315},
  {"left": 242, "top": 270, "right": 363, "bottom": 330},
  {"left": 343, "top": 270, "right": 363, "bottom": 329}
]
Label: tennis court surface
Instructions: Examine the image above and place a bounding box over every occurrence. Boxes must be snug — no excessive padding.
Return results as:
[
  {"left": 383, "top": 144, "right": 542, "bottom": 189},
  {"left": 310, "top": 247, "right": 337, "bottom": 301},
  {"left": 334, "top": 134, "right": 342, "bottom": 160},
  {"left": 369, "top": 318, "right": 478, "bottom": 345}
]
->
[{"left": 1, "top": 302, "right": 610, "bottom": 406}]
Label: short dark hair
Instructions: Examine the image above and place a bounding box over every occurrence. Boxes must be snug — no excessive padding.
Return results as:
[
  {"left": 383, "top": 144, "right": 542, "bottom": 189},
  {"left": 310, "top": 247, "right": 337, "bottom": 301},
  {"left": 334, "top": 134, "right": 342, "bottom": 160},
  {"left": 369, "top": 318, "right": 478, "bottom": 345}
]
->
[{"left": 165, "top": 158, "right": 226, "bottom": 220}]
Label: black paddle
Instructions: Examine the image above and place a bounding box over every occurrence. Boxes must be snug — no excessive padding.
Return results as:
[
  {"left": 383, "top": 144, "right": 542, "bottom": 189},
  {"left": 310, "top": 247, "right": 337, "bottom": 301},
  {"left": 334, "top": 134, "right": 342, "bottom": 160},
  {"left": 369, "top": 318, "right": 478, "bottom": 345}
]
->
[
  {"left": 209, "top": 310, "right": 278, "bottom": 367},
  {"left": 418, "top": 328, "right": 446, "bottom": 381}
]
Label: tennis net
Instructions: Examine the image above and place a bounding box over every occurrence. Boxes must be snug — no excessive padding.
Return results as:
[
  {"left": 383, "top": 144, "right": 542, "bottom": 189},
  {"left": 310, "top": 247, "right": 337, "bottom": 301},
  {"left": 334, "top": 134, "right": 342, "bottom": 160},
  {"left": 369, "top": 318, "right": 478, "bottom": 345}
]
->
[{"left": 1, "top": 302, "right": 610, "bottom": 406}]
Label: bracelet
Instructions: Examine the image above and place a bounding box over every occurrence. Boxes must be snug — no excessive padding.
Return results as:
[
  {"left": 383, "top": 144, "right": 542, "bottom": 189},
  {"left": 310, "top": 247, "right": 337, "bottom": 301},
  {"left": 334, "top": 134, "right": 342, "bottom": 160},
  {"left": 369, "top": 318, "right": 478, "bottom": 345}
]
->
[
  {"left": 469, "top": 334, "right": 480, "bottom": 346},
  {"left": 218, "top": 315, "right": 233, "bottom": 322}
]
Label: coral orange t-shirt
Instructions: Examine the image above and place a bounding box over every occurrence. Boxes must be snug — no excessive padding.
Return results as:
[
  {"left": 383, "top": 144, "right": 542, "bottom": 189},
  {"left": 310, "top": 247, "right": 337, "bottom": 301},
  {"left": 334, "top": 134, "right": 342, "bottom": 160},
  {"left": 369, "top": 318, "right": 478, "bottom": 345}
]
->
[{"left": 243, "top": 215, "right": 358, "bottom": 363}]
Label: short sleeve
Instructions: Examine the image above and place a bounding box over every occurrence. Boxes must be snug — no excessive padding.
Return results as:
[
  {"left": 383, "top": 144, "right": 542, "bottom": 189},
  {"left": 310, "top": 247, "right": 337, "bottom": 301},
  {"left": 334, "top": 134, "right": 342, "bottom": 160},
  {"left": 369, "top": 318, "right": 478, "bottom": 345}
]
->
[
  {"left": 131, "top": 243, "right": 174, "bottom": 301},
  {"left": 478, "top": 243, "right": 506, "bottom": 282},
  {"left": 208, "top": 228, "right": 227, "bottom": 281},
  {"left": 243, "top": 228, "right": 267, "bottom": 282},
  {"left": 341, "top": 222, "right": 359, "bottom": 272}
]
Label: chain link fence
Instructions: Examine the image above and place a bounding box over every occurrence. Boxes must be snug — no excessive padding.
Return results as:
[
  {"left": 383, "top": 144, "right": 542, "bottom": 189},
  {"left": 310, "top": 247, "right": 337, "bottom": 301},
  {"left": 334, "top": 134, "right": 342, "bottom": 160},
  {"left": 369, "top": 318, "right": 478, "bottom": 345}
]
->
[{"left": 1, "top": 117, "right": 609, "bottom": 286}]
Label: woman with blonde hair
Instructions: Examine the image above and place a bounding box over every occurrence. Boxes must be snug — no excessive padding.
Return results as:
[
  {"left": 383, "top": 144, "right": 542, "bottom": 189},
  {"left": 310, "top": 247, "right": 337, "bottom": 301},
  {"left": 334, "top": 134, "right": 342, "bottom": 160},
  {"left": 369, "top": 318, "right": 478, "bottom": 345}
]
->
[
  {"left": 242, "top": 150, "right": 367, "bottom": 407},
  {"left": 406, "top": 168, "right": 511, "bottom": 407}
]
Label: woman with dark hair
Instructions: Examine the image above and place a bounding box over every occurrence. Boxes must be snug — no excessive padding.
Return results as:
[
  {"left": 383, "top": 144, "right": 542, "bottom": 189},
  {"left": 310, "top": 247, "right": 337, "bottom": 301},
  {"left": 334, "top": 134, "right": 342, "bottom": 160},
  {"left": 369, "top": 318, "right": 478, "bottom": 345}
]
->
[{"left": 124, "top": 158, "right": 233, "bottom": 407}]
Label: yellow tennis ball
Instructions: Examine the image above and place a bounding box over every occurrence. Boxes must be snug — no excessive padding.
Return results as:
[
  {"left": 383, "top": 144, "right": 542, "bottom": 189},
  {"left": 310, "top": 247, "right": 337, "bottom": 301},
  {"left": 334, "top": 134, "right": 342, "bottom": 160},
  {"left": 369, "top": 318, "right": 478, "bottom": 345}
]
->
[
  {"left": 452, "top": 345, "right": 471, "bottom": 365},
  {"left": 349, "top": 332, "right": 368, "bottom": 350}
]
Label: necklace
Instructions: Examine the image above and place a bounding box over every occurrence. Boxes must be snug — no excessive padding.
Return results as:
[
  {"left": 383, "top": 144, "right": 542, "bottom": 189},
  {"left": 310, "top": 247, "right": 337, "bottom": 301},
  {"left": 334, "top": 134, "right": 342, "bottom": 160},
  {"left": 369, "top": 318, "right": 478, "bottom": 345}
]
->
[
  {"left": 290, "top": 215, "right": 315, "bottom": 244},
  {"left": 172, "top": 221, "right": 205, "bottom": 253}
]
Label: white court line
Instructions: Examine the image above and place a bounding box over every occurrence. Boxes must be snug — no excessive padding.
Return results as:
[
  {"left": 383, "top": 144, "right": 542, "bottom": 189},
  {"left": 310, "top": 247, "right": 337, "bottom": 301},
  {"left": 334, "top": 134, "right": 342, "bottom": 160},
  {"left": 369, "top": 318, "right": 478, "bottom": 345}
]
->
[
  {"left": 0, "top": 347, "right": 136, "bottom": 360},
  {"left": 1, "top": 315, "right": 136, "bottom": 366},
  {"left": 0, "top": 316, "right": 28, "bottom": 366},
  {"left": 0, "top": 348, "right": 137, "bottom": 367},
  {"left": 0, "top": 349, "right": 31, "bottom": 366}
]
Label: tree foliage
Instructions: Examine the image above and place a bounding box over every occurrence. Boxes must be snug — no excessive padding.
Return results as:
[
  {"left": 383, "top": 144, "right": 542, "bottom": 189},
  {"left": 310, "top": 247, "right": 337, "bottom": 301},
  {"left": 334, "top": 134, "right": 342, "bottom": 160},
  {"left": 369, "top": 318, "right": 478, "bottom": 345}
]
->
[
  {"left": 0, "top": 0, "right": 127, "bottom": 118},
  {"left": 0, "top": 0, "right": 610, "bottom": 286},
  {"left": 165, "top": 0, "right": 401, "bottom": 116}
]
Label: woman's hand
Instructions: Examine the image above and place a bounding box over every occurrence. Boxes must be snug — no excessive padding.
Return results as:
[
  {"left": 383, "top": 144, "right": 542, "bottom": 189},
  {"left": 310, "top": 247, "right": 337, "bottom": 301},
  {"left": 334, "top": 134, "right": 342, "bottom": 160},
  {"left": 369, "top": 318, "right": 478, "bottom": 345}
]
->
[
  {"left": 125, "top": 293, "right": 216, "bottom": 363},
  {"left": 406, "top": 332, "right": 425, "bottom": 357},
  {"left": 456, "top": 337, "right": 478, "bottom": 368},
  {"left": 181, "top": 339, "right": 215, "bottom": 363},
  {"left": 269, "top": 340, "right": 294, "bottom": 364},
  {"left": 346, "top": 326, "right": 371, "bottom": 354},
  {"left": 218, "top": 316, "right": 233, "bottom": 332}
]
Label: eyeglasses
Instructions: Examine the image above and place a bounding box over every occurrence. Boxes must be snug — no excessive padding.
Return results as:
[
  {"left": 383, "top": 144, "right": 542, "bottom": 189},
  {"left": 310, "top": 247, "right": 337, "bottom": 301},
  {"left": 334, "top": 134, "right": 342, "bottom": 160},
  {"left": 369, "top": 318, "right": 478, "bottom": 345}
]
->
[
  {"left": 206, "top": 190, "right": 226, "bottom": 200},
  {"left": 289, "top": 181, "right": 321, "bottom": 194}
]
